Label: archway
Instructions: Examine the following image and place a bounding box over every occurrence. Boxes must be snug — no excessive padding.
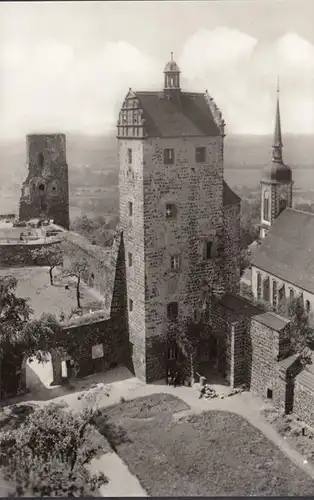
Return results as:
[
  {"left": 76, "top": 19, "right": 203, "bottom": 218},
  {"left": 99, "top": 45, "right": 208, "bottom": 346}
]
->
[{"left": 25, "top": 352, "right": 54, "bottom": 395}]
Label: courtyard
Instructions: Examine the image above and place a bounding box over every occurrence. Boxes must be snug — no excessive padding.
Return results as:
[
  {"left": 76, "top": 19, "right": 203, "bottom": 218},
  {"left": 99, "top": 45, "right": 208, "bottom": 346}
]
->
[
  {"left": 2, "top": 366, "right": 314, "bottom": 497},
  {"left": 96, "top": 393, "right": 314, "bottom": 496},
  {"left": 0, "top": 266, "right": 104, "bottom": 319}
]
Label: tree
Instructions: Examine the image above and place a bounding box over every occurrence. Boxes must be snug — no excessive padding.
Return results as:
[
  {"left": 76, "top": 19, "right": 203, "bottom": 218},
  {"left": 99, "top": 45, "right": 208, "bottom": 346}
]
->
[
  {"left": 31, "top": 244, "right": 63, "bottom": 285},
  {"left": 287, "top": 296, "right": 314, "bottom": 366},
  {"left": 71, "top": 214, "right": 119, "bottom": 248},
  {"left": 0, "top": 275, "right": 33, "bottom": 356},
  {"left": 62, "top": 245, "right": 89, "bottom": 309},
  {"left": 0, "top": 403, "right": 107, "bottom": 496}
]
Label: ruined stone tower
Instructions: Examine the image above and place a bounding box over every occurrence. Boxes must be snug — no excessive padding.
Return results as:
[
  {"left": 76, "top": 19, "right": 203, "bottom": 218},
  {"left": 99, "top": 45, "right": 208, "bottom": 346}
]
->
[
  {"left": 117, "top": 55, "right": 240, "bottom": 382},
  {"left": 260, "top": 81, "right": 293, "bottom": 239},
  {"left": 19, "top": 134, "right": 70, "bottom": 229}
]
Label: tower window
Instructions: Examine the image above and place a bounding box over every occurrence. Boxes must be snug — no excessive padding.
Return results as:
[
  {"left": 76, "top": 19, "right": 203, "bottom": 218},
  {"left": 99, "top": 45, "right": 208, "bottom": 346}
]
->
[
  {"left": 170, "top": 255, "right": 180, "bottom": 270},
  {"left": 166, "top": 204, "right": 177, "bottom": 219},
  {"left": 263, "top": 190, "right": 270, "bottom": 222},
  {"left": 167, "top": 302, "right": 178, "bottom": 321},
  {"left": 163, "top": 148, "right": 175, "bottom": 165},
  {"left": 127, "top": 148, "right": 132, "bottom": 164},
  {"left": 38, "top": 184, "right": 45, "bottom": 191},
  {"left": 129, "top": 299, "right": 133, "bottom": 312},
  {"left": 37, "top": 152, "right": 44, "bottom": 168},
  {"left": 203, "top": 241, "right": 214, "bottom": 260},
  {"left": 128, "top": 201, "right": 133, "bottom": 217},
  {"left": 128, "top": 252, "right": 133, "bottom": 267},
  {"left": 195, "top": 147, "right": 206, "bottom": 163}
]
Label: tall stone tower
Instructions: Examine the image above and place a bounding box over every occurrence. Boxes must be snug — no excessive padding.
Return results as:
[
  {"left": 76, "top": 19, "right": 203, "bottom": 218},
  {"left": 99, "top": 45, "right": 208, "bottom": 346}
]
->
[
  {"left": 19, "top": 134, "right": 70, "bottom": 229},
  {"left": 117, "top": 54, "right": 232, "bottom": 382},
  {"left": 260, "top": 82, "right": 293, "bottom": 239}
]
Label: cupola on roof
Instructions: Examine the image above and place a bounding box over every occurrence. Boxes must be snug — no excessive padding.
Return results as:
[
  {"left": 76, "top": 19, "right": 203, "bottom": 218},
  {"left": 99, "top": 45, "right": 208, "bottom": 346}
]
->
[{"left": 164, "top": 52, "right": 180, "bottom": 73}]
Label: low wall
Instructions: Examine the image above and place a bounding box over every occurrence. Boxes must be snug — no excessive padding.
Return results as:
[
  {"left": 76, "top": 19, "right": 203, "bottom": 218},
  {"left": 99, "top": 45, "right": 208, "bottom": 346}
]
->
[{"left": 0, "top": 241, "right": 60, "bottom": 268}]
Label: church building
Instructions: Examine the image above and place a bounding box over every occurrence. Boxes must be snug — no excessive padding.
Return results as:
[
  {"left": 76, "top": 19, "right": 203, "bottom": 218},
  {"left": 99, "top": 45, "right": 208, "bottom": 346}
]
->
[{"left": 252, "top": 83, "right": 314, "bottom": 318}]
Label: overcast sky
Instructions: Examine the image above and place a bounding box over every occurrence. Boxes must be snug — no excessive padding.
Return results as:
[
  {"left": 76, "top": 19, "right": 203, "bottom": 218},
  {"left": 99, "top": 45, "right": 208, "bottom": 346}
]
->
[{"left": 0, "top": 0, "right": 313, "bottom": 138}]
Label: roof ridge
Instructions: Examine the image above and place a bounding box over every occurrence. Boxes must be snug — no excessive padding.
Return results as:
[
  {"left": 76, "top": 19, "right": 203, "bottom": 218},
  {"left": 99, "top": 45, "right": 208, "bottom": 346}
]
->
[{"left": 286, "top": 207, "right": 314, "bottom": 217}]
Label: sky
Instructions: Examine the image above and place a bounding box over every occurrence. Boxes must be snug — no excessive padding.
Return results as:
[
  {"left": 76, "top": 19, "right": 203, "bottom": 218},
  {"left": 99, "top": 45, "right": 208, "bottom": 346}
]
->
[{"left": 0, "top": 0, "right": 314, "bottom": 138}]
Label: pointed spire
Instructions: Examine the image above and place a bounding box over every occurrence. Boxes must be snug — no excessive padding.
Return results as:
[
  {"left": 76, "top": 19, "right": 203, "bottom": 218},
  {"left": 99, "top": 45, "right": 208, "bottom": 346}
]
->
[
  {"left": 170, "top": 51, "right": 173, "bottom": 62},
  {"left": 272, "top": 76, "right": 283, "bottom": 164}
]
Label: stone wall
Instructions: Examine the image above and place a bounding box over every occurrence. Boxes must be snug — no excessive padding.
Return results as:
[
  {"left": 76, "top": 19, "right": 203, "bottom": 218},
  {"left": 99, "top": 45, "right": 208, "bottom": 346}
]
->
[
  {"left": 245, "top": 314, "right": 291, "bottom": 400},
  {"left": 294, "top": 370, "right": 314, "bottom": 427},
  {"left": 223, "top": 202, "right": 241, "bottom": 294},
  {"left": 0, "top": 241, "right": 60, "bottom": 268}
]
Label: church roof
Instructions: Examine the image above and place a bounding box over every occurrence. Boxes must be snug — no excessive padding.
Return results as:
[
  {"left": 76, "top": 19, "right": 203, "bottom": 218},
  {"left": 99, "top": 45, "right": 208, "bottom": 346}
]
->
[
  {"left": 223, "top": 181, "right": 241, "bottom": 206},
  {"left": 262, "top": 161, "right": 292, "bottom": 183},
  {"left": 135, "top": 91, "right": 221, "bottom": 137},
  {"left": 252, "top": 208, "right": 314, "bottom": 294}
]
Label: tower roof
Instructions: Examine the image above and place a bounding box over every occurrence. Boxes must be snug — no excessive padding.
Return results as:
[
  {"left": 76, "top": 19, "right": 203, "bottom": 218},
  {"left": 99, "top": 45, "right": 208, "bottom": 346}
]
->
[
  {"left": 262, "top": 79, "right": 292, "bottom": 183},
  {"left": 164, "top": 52, "right": 180, "bottom": 73}
]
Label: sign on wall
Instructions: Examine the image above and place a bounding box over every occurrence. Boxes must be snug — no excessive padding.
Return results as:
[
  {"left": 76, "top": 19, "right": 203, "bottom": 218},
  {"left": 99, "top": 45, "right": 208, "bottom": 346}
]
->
[{"left": 92, "top": 343, "right": 104, "bottom": 359}]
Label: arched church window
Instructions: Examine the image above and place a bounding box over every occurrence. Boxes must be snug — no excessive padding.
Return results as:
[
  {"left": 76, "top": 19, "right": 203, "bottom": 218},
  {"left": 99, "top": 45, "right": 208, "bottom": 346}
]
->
[
  {"left": 38, "top": 184, "right": 45, "bottom": 191},
  {"left": 272, "top": 280, "right": 278, "bottom": 310},
  {"left": 306, "top": 300, "right": 311, "bottom": 313},
  {"left": 263, "top": 190, "right": 270, "bottom": 222},
  {"left": 263, "top": 276, "right": 270, "bottom": 302},
  {"left": 257, "top": 272, "right": 262, "bottom": 299}
]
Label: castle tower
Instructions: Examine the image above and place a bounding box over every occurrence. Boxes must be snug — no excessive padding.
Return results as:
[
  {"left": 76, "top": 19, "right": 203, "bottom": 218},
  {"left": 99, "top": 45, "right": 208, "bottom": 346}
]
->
[
  {"left": 117, "top": 54, "right": 230, "bottom": 382},
  {"left": 19, "top": 134, "right": 70, "bottom": 229},
  {"left": 260, "top": 80, "right": 293, "bottom": 239}
]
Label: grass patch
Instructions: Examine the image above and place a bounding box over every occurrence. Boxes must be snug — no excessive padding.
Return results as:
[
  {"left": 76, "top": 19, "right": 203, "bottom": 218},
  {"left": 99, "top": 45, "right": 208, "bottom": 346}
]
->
[{"left": 96, "top": 394, "right": 314, "bottom": 496}]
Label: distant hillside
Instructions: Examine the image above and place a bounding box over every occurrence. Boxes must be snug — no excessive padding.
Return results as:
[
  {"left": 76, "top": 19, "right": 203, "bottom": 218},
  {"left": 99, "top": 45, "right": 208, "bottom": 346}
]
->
[{"left": 0, "top": 133, "right": 313, "bottom": 191}]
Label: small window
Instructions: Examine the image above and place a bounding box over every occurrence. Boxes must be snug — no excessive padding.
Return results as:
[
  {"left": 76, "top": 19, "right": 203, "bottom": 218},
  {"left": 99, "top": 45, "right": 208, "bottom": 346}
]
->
[
  {"left": 129, "top": 299, "right": 133, "bottom": 312},
  {"left": 127, "top": 148, "right": 132, "bottom": 164},
  {"left": 38, "top": 184, "right": 45, "bottom": 191},
  {"left": 128, "top": 252, "right": 133, "bottom": 267},
  {"left": 195, "top": 147, "right": 206, "bottom": 163},
  {"left": 170, "top": 255, "right": 180, "bottom": 270},
  {"left": 166, "top": 204, "right": 177, "bottom": 219},
  {"left": 289, "top": 289, "right": 295, "bottom": 301},
  {"left": 203, "top": 241, "right": 213, "bottom": 260},
  {"left": 91, "top": 273, "right": 94, "bottom": 280},
  {"left": 128, "top": 201, "right": 133, "bottom": 217},
  {"left": 306, "top": 300, "right": 311, "bottom": 313},
  {"left": 167, "top": 302, "right": 178, "bottom": 321},
  {"left": 163, "top": 148, "right": 175, "bottom": 165},
  {"left": 267, "top": 388, "right": 273, "bottom": 400}
]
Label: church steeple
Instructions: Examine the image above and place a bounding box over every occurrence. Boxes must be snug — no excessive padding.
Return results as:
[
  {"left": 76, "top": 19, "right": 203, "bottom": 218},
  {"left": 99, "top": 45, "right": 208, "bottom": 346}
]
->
[{"left": 272, "top": 77, "right": 283, "bottom": 164}]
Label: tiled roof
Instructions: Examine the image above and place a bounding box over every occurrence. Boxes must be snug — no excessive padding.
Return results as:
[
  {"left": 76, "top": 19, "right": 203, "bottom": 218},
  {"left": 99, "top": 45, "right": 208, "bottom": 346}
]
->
[
  {"left": 278, "top": 353, "right": 299, "bottom": 370},
  {"left": 252, "top": 208, "right": 314, "bottom": 294},
  {"left": 220, "top": 293, "right": 261, "bottom": 318},
  {"left": 135, "top": 91, "right": 221, "bottom": 137},
  {"left": 252, "top": 311, "right": 290, "bottom": 331},
  {"left": 223, "top": 181, "right": 241, "bottom": 206}
]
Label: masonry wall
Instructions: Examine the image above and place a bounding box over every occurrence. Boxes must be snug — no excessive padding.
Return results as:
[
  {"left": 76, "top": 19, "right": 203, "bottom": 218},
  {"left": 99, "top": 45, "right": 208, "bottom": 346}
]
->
[
  {"left": 119, "top": 139, "right": 146, "bottom": 380},
  {"left": 142, "top": 136, "right": 226, "bottom": 381},
  {"left": 245, "top": 318, "right": 291, "bottom": 400},
  {"left": 0, "top": 241, "right": 60, "bottom": 268},
  {"left": 223, "top": 203, "right": 241, "bottom": 294},
  {"left": 294, "top": 378, "right": 314, "bottom": 427}
]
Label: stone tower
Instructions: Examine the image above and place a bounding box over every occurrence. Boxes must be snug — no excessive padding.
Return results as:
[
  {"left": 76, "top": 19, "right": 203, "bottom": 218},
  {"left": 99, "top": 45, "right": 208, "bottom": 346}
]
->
[
  {"left": 19, "top": 134, "right": 70, "bottom": 229},
  {"left": 117, "top": 54, "right": 235, "bottom": 382},
  {"left": 260, "top": 81, "right": 293, "bottom": 239}
]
